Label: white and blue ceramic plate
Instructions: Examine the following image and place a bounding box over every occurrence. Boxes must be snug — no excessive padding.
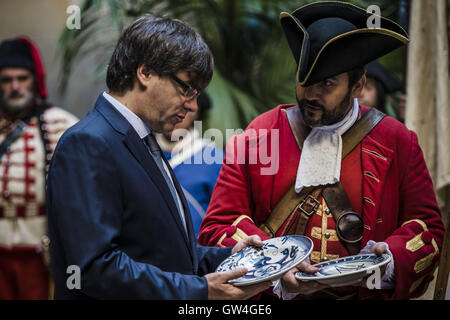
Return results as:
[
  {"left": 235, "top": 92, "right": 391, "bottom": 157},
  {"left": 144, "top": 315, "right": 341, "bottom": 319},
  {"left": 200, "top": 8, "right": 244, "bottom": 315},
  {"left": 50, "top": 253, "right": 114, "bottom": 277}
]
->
[
  {"left": 216, "top": 235, "right": 313, "bottom": 286},
  {"left": 295, "top": 254, "right": 391, "bottom": 287}
]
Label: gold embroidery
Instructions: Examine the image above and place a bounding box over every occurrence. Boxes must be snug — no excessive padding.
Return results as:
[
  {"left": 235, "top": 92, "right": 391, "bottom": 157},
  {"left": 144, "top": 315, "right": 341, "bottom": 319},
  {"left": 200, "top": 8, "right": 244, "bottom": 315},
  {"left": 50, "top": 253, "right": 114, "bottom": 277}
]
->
[
  {"left": 363, "top": 171, "right": 380, "bottom": 183},
  {"left": 409, "top": 232, "right": 439, "bottom": 274},
  {"left": 308, "top": 199, "right": 342, "bottom": 263},
  {"left": 232, "top": 215, "right": 254, "bottom": 226},
  {"left": 217, "top": 215, "right": 254, "bottom": 246},
  {"left": 310, "top": 251, "right": 321, "bottom": 263},
  {"left": 325, "top": 230, "right": 339, "bottom": 241},
  {"left": 364, "top": 224, "right": 371, "bottom": 230},
  {"left": 231, "top": 228, "right": 249, "bottom": 243},
  {"left": 432, "top": 238, "right": 439, "bottom": 254},
  {"left": 406, "top": 233, "right": 425, "bottom": 252},
  {"left": 324, "top": 254, "right": 339, "bottom": 261},
  {"left": 361, "top": 148, "right": 388, "bottom": 161},
  {"left": 375, "top": 218, "right": 383, "bottom": 224},
  {"left": 216, "top": 233, "right": 227, "bottom": 247},
  {"left": 322, "top": 201, "right": 329, "bottom": 212},
  {"left": 315, "top": 206, "right": 323, "bottom": 216},
  {"left": 311, "top": 227, "right": 339, "bottom": 241},
  {"left": 311, "top": 227, "right": 322, "bottom": 240},
  {"left": 401, "top": 219, "right": 428, "bottom": 231},
  {"left": 414, "top": 252, "right": 435, "bottom": 274},
  {"left": 363, "top": 197, "right": 375, "bottom": 206}
]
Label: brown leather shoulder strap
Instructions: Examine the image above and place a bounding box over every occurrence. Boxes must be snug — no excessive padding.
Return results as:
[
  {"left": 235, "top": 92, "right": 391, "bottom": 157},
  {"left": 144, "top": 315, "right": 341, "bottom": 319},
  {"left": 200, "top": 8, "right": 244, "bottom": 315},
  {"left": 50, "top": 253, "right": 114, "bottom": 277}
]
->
[
  {"left": 322, "top": 183, "right": 363, "bottom": 255},
  {"left": 341, "top": 107, "right": 385, "bottom": 157},
  {"left": 259, "top": 107, "right": 385, "bottom": 237},
  {"left": 284, "top": 106, "right": 309, "bottom": 150}
]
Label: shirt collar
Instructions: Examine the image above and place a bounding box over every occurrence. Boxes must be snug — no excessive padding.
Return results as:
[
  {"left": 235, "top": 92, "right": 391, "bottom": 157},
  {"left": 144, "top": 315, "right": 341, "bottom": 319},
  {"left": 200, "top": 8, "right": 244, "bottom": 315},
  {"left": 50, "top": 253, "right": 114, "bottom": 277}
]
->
[{"left": 103, "top": 91, "right": 151, "bottom": 139}]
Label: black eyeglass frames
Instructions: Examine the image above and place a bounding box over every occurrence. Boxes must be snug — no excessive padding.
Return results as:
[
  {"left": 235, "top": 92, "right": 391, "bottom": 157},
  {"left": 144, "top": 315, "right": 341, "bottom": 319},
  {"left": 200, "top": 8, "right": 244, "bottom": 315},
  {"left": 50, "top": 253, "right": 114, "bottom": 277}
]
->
[{"left": 169, "top": 74, "right": 200, "bottom": 99}]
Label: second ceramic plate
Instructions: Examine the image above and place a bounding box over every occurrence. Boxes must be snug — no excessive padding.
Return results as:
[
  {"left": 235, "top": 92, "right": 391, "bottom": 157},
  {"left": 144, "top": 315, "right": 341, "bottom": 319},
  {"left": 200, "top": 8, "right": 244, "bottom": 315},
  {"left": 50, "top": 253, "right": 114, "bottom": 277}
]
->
[{"left": 295, "top": 254, "right": 391, "bottom": 287}]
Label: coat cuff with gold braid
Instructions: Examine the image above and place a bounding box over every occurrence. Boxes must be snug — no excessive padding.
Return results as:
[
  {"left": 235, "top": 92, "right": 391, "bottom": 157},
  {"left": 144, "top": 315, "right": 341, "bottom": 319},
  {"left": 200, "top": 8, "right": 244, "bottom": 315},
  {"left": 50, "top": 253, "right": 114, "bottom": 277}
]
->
[
  {"left": 385, "top": 218, "right": 442, "bottom": 299},
  {"left": 216, "top": 215, "right": 270, "bottom": 247}
]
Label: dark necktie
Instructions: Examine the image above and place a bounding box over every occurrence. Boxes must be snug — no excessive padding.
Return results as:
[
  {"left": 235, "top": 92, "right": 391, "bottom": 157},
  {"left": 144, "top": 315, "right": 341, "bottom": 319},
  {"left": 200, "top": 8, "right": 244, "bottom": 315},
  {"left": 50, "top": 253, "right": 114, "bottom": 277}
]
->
[{"left": 145, "top": 132, "right": 187, "bottom": 234}]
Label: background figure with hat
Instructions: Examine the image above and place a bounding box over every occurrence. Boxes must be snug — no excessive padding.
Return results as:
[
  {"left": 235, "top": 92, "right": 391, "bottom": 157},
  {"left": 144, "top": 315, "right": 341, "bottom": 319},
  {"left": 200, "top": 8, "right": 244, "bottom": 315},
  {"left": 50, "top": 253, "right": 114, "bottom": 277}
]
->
[
  {"left": 359, "top": 60, "right": 406, "bottom": 122},
  {"left": 0, "top": 37, "right": 78, "bottom": 299},
  {"left": 198, "top": 1, "right": 444, "bottom": 299},
  {"left": 155, "top": 92, "right": 223, "bottom": 238}
]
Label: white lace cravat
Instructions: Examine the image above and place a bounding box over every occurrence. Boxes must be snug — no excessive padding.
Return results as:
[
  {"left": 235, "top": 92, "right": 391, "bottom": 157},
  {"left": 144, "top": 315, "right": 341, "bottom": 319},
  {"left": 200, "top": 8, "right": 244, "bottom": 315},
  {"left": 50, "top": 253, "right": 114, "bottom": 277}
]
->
[{"left": 295, "top": 98, "right": 359, "bottom": 193}]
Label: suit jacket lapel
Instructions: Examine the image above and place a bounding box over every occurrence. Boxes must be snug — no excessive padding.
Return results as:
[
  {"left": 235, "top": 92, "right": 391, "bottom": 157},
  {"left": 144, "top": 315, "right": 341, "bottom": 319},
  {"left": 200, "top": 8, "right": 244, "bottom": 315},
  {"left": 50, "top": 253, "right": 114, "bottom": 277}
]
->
[
  {"left": 95, "top": 95, "right": 194, "bottom": 257},
  {"left": 361, "top": 135, "right": 394, "bottom": 244}
]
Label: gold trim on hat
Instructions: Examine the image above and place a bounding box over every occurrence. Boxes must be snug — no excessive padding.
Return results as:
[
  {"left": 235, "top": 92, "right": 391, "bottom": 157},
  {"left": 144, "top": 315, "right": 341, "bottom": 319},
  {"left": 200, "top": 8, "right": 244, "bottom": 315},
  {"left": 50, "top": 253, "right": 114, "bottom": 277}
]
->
[
  {"left": 290, "top": 1, "right": 408, "bottom": 37},
  {"left": 280, "top": 1, "right": 409, "bottom": 86},
  {"left": 298, "top": 28, "right": 409, "bottom": 86},
  {"left": 280, "top": 12, "right": 308, "bottom": 82}
]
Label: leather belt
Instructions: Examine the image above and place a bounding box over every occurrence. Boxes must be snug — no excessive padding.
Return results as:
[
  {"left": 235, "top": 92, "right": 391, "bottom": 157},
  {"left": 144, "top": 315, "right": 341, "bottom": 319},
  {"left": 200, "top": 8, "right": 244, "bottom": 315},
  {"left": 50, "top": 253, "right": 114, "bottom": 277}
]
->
[
  {"left": 280, "top": 183, "right": 362, "bottom": 256},
  {"left": 259, "top": 106, "right": 385, "bottom": 256},
  {"left": 322, "top": 183, "right": 363, "bottom": 255},
  {"left": 283, "top": 188, "right": 323, "bottom": 236}
]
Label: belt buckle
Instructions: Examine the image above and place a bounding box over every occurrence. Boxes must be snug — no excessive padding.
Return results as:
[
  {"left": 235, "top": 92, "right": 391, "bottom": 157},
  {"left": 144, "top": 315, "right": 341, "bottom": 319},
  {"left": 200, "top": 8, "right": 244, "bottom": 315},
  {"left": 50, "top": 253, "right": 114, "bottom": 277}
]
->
[{"left": 298, "top": 194, "right": 321, "bottom": 217}]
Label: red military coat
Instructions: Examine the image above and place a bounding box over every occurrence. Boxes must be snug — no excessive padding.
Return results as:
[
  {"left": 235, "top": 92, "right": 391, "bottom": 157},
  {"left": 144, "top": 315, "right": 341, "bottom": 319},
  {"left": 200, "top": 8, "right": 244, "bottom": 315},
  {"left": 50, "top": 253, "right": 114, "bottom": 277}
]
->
[{"left": 198, "top": 104, "right": 445, "bottom": 299}]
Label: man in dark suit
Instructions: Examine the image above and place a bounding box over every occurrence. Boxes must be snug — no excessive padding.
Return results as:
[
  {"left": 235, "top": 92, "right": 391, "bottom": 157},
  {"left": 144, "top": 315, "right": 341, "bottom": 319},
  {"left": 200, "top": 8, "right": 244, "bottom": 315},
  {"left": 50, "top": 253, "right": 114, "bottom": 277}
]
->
[{"left": 46, "top": 14, "right": 271, "bottom": 299}]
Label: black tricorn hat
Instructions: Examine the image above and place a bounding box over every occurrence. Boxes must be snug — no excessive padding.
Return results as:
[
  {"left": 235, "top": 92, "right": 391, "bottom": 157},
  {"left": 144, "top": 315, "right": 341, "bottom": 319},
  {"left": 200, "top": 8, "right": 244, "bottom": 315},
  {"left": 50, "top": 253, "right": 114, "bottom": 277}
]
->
[{"left": 281, "top": 1, "right": 409, "bottom": 86}]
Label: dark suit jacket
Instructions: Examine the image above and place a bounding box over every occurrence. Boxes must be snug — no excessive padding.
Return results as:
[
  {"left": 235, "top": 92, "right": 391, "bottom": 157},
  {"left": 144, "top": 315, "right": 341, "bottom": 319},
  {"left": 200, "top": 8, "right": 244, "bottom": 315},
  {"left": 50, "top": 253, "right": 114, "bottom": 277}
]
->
[{"left": 47, "top": 94, "right": 231, "bottom": 299}]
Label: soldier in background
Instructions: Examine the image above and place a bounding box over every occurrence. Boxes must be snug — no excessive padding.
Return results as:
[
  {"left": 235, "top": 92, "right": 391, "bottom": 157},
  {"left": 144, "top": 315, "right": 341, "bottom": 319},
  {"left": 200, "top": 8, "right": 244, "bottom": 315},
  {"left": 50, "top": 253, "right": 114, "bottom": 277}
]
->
[
  {"left": 359, "top": 60, "right": 406, "bottom": 122},
  {"left": 0, "top": 37, "right": 78, "bottom": 299}
]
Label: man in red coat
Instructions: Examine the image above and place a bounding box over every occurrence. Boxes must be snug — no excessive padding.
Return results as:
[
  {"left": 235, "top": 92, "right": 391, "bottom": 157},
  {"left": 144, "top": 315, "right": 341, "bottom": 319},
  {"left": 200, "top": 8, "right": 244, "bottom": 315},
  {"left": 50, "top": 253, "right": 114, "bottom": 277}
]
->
[{"left": 198, "top": 2, "right": 445, "bottom": 300}]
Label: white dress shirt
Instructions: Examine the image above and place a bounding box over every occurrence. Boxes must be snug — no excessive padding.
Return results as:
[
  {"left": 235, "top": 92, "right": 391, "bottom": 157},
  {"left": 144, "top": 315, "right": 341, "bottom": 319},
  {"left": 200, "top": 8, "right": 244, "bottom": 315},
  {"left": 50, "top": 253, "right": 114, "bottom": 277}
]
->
[{"left": 103, "top": 92, "right": 187, "bottom": 234}]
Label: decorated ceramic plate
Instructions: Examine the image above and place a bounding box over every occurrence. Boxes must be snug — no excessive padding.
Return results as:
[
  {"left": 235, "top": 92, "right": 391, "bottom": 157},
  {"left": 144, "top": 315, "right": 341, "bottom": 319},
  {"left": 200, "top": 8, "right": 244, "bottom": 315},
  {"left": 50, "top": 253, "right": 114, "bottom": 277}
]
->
[
  {"left": 295, "top": 254, "right": 391, "bottom": 287},
  {"left": 216, "top": 235, "right": 313, "bottom": 286}
]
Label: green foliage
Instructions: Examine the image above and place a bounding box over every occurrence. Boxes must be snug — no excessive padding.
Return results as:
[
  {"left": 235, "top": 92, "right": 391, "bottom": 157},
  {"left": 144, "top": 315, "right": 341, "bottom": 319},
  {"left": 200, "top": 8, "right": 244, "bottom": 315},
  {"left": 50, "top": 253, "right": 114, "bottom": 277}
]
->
[
  {"left": 58, "top": 0, "right": 405, "bottom": 137},
  {"left": 58, "top": 0, "right": 301, "bottom": 134}
]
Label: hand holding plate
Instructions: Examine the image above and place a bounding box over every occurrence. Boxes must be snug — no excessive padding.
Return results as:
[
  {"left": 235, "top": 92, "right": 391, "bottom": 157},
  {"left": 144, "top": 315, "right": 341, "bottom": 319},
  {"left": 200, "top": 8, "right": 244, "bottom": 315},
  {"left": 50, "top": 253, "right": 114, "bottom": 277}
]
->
[
  {"left": 371, "top": 242, "right": 388, "bottom": 256},
  {"left": 282, "top": 261, "right": 328, "bottom": 294},
  {"left": 231, "top": 235, "right": 264, "bottom": 255},
  {"left": 216, "top": 236, "right": 313, "bottom": 286},
  {"left": 205, "top": 267, "right": 272, "bottom": 300},
  {"left": 358, "top": 242, "right": 390, "bottom": 286}
]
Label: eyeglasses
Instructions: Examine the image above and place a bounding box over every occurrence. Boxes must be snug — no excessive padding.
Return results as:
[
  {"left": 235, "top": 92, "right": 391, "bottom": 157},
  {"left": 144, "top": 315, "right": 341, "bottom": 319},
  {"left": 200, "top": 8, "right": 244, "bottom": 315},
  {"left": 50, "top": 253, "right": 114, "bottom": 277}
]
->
[{"left": 169, "top": 74, "right": 200, "bottom": 99}]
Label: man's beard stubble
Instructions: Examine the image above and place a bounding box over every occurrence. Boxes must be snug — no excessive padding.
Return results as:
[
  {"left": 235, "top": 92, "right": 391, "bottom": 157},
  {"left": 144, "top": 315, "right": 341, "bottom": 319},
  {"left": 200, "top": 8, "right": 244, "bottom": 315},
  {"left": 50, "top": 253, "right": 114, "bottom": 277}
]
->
[
  {"left": 297, "top": 88, "right": 353, "bottom": 127},
  {"left": 0, "top": 87, "right": 36, "bottom": 117}
]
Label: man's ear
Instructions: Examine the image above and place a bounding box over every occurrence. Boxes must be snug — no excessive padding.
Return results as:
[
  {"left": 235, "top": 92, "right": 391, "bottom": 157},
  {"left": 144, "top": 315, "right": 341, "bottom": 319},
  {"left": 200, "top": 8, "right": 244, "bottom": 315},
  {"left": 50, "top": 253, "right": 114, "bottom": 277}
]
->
[
  {"left": 136, "top": 65, "right": 153, "bottom": 89},
  {"left": 351, "top": 74, "right": 366, "bottom": 98}
]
